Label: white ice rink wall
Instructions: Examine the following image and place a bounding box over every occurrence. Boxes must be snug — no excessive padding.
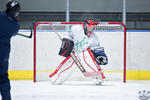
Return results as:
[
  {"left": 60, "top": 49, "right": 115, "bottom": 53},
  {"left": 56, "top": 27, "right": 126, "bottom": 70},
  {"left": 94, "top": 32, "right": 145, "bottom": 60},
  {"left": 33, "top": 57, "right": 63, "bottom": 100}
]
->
[{"left": 8, "top": 30, "right": 150, "bottom": 80}]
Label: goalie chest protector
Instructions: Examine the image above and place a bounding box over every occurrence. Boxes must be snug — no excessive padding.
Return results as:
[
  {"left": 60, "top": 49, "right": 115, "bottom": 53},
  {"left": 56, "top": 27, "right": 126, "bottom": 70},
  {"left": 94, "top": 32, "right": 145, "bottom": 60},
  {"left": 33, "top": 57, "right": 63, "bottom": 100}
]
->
[{"left": 59, "top": 38, "right": 74, "bottom": 57}]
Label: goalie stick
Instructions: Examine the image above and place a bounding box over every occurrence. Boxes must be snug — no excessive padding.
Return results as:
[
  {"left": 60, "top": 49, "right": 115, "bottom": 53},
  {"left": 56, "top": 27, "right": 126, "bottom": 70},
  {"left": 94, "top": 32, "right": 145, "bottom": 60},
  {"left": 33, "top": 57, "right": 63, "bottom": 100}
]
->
[{"left": 49, "top": 22, "right": 105, "bottom": 78}]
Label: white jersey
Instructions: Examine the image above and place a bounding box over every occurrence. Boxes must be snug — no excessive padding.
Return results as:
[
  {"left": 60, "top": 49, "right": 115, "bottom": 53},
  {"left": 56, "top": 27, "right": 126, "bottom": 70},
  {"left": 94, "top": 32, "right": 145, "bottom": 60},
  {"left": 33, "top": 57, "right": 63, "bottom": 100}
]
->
[{"left": 64, "top": 25, "right": 100, "bottom": 52}]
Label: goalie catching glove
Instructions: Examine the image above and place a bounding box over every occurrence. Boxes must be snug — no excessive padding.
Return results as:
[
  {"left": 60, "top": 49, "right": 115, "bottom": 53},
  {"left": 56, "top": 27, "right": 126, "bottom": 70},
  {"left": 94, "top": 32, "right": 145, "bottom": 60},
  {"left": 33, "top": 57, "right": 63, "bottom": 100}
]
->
[
  {"left": 59, "top": 38, "right": 74, "bottom": 57},
  {"left": 92, "top": 47, "right": 108, "bottom": 65}
]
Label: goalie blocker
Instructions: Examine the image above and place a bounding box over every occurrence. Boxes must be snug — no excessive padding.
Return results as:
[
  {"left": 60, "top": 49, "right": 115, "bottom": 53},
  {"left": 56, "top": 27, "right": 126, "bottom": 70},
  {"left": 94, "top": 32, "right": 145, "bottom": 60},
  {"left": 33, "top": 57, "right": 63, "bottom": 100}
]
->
[{"left": 59, "top": 38, "right": 74, "bottom": 57}]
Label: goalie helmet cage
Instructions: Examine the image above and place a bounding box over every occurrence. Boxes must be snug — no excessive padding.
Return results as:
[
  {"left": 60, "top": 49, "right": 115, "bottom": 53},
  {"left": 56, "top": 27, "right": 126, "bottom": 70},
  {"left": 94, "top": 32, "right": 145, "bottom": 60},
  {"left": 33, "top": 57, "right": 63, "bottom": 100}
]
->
[{"left": 33, "top": 22, "right": 127, "bottom": 83}]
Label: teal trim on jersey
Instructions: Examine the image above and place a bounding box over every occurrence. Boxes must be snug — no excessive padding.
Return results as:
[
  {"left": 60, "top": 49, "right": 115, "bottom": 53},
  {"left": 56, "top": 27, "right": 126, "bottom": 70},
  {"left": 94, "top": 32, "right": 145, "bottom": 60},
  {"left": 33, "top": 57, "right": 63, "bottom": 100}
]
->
[
  {"left": 67, "top": 27, "right": 72, "bottom": 33},
  {"left": 98, "top": 42, "right": 100, "bottom": 46},
  {"left": 74, "top": 37, "right": 88, "bottom": 52}
]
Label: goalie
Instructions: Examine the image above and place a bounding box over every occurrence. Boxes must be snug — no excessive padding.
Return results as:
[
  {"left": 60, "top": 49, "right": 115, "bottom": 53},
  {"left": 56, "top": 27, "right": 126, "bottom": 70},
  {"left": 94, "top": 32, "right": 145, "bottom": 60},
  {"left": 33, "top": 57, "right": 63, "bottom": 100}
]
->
[{"left": 49, "top": 19, "right": 108, "bottom": 85}]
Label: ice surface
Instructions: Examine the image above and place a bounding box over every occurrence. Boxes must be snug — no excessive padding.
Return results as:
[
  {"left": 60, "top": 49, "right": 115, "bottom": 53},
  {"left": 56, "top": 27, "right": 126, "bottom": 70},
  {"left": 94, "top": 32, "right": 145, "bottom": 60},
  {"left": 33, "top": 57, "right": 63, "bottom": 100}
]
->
[{"left": 4, "top": 80, "right": 150, "bottom": 100}]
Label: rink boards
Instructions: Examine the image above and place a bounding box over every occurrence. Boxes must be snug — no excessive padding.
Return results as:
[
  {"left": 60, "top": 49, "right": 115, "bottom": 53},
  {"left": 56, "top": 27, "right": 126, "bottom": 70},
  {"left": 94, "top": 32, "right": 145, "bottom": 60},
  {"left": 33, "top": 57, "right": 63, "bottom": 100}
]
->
[{"left": 8, "top": 30, "right": 150, "bottom": 81}]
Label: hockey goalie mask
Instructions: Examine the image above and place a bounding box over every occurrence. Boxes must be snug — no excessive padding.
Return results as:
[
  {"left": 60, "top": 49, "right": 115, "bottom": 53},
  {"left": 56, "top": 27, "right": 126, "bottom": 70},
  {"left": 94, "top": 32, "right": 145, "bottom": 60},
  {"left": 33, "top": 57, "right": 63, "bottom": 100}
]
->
[{"left": 84, "top": 19, "right": 96, "bottom": 37}]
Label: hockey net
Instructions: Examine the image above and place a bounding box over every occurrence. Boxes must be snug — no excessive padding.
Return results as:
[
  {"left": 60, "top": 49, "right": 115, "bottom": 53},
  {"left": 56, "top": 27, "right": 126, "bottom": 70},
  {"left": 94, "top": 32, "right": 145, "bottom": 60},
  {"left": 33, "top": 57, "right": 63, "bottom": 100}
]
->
[{"left": 33, "top": 22, "right": 126, "bottom": 83}]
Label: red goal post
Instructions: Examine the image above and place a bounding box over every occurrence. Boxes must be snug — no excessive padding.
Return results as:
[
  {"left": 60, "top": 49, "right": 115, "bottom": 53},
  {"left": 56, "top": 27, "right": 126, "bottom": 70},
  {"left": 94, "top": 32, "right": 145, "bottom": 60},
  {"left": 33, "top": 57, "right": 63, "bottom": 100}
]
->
[{"left": 33, "top": 21, "right": 127, "bottom": 83}]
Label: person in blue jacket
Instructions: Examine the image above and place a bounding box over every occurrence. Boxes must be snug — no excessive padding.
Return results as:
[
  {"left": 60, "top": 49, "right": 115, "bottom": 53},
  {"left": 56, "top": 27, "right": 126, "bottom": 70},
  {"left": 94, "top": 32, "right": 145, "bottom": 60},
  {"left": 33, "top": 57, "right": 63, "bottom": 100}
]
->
[{"left": 0, "top": 1, "right": 20, "bottom": 100}]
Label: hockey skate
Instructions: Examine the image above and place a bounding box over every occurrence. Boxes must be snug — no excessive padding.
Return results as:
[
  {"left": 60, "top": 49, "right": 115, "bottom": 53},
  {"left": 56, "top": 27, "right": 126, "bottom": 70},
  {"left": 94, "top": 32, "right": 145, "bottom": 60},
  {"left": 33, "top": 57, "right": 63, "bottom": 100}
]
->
[
  {"left": 93, "top": 68, "right": 105, "bottom": 86},
  {"left": 94, "top": 75, "right": 105, "bottom": 85},
  {"left": 95, "top": 79, "right": 104, "bottom": 86}
]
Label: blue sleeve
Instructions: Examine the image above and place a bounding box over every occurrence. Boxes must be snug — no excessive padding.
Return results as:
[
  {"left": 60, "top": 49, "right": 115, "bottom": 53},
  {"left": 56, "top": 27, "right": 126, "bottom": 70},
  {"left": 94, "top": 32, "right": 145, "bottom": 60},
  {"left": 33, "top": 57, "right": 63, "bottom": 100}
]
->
[{"left": 0, "top": 12, "right": 19, "bottom": 37}]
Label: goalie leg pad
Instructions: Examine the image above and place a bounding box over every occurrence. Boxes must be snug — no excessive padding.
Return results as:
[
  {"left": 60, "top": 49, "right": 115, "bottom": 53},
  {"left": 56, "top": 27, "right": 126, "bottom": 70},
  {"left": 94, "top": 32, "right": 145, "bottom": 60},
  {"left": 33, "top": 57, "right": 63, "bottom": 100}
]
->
[
  {"left": 59, "top": 38, "right": 74, "bottom": 57},
  {"left": 49, "top": 57, "right": 76, "bottom": 85}
]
